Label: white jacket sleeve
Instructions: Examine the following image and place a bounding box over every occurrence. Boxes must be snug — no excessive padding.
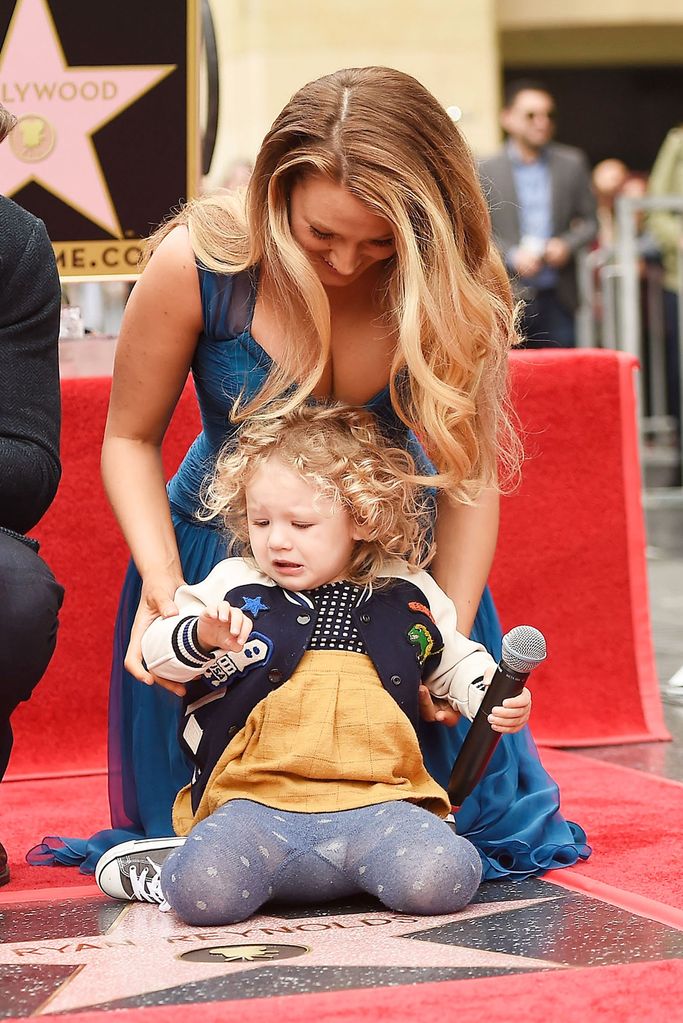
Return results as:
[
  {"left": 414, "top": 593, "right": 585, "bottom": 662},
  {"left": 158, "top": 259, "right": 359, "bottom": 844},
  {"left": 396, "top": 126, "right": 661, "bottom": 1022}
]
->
[
  {"left": 404, "top": 568, "right": 498, "bottom": 720},
  {"left": 140, "top": 559, "right": 258, "bottom": 683}
]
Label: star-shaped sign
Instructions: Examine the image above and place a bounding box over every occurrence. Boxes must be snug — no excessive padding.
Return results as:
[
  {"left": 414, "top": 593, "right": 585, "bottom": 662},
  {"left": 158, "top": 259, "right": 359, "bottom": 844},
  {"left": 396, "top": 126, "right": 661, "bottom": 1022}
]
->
[
  {"left": 0, "top": 0, "right": 176, "bottom": 235},
  {"left": 240, "top": 595, "right": 270, "bottom": 618},
  {"left": 0, "top": 896, "right": 565, "bottom": 1015}
]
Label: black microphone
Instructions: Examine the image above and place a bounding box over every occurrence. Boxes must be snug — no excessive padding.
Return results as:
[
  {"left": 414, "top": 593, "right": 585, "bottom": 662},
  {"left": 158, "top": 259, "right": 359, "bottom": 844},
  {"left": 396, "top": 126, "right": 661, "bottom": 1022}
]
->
[{"left": 447, "top": 625, "right": 547, "bottom": 808}]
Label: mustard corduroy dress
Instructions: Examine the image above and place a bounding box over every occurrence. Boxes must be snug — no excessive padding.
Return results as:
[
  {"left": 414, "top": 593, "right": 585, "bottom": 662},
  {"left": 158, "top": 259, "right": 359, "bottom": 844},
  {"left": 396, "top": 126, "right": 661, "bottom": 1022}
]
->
[{"left": 173, "top": 583, "right": 451, "bottom": 835}]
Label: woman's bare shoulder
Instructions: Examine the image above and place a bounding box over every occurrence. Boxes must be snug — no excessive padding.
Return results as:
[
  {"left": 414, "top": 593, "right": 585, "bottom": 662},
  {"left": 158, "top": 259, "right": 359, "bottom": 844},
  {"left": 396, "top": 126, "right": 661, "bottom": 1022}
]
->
[
  {"left": 129, "top": 224, "right": 202, "bottom": 328},
  {"left": 145, "top": 224, "right": 198, "bottom": 282},
  {"left": 108, "top": 225, "right": 203, "bottom": 420}
]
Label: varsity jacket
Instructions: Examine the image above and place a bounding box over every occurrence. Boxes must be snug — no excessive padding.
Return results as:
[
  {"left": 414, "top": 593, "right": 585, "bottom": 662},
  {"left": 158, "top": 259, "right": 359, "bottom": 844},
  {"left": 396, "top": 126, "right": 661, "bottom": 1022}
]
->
[{"left": 142, "top": 558, "right": 497, "bottom": 814}]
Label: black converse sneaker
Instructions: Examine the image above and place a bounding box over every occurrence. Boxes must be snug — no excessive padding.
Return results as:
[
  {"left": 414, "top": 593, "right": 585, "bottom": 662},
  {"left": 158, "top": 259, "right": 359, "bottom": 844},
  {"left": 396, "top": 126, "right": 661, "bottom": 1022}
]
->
[{"left": 95, "top": 838, "right": 185, "bottom": 911}]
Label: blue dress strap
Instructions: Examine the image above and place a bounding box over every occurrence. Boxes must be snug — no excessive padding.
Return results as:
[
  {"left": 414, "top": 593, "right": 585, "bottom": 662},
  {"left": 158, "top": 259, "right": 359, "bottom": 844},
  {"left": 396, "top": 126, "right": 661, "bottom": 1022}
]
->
[{"left": 197, "top": 265, "right": 258, "bottom": 341}]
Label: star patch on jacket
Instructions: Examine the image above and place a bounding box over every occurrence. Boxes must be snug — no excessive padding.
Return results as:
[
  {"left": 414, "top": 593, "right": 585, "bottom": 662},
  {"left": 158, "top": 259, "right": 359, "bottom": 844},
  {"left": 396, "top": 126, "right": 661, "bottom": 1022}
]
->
[{"left": 240, "top": 594, "right": 270, "bottom": 617}]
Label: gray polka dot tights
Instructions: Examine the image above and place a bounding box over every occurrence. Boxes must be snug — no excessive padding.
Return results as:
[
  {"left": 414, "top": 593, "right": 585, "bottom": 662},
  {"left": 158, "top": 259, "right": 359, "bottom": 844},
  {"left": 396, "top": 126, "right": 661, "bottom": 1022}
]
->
[{"left": 160, "top": 799, "right": 482, "bottom": 925}]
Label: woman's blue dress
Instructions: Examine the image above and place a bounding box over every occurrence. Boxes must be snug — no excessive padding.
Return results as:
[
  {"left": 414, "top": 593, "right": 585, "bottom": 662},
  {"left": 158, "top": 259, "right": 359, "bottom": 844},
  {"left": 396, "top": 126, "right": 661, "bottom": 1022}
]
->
[{"left": 35, "top": 267, "right": 589, "bottom": 879}]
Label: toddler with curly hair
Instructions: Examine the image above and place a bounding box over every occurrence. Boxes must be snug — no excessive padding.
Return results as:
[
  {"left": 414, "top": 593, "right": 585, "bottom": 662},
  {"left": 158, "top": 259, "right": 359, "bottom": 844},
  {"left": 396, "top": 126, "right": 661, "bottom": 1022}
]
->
[{"left": 95, "top": 403, "right": 531, "bottom": 924}]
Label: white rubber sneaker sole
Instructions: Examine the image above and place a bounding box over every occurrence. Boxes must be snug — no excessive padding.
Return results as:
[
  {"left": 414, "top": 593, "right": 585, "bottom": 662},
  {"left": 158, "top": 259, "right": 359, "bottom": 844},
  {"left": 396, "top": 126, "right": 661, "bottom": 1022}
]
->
[{"left": 95, "top": 837, "right": 185, "bottom": 901}]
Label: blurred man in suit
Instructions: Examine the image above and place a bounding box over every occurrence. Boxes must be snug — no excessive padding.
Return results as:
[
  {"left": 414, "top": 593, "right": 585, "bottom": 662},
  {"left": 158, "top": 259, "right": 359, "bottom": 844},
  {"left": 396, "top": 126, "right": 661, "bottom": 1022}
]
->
[
  {"left": 0, "top": 103, "right": 63, "bottom": 886},
  {"left": 480, "top": 80, "right": 597, "bottom": 347}
]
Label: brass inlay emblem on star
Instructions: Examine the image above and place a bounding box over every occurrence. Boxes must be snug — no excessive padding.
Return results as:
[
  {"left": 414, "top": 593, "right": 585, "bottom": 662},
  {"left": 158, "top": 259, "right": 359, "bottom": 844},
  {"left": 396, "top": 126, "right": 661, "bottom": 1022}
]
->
[
  {"left": 9, "top": 113, "right": 56, "bottom": 162},
  {"left": 179, "top": 943, "right": 310, "bottom": 963}
]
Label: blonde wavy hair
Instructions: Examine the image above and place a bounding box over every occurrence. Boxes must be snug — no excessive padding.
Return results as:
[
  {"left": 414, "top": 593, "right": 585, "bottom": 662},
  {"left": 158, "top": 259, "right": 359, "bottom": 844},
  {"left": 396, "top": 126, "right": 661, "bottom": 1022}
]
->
[
  {"left": 151, "top": 66, "right": 521, "bottom": 502},
  {"left": 200, "top": 402, "right": 432, "bottom": 587}
]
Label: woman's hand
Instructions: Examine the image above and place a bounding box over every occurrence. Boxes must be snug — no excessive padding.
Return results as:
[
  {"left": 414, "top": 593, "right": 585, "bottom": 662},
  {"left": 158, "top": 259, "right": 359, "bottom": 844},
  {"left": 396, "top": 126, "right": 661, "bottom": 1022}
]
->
[
  {"left": 418, "top": 685, "right": 461, "bottom": 726},
  {"left": 488, "top": 688, "right": 531, "bottom": 733},
  {"left": 197, "top": 601, "right": 253, "bottom": 654},
  {"left": 125, "top": 577, "right": 185, "bottom": 697}
]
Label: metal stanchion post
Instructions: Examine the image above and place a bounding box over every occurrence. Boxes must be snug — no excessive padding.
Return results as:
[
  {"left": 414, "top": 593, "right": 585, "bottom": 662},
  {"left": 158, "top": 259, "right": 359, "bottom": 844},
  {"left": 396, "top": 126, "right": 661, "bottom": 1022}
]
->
[
  {"left": 677, "top": 245, "right": 683, "bottom": 472},
  {"left": 645, "top": 262, "right": 667, "bottom": 420},
  {"left": 576, "top": 247, "right": 599, "bottom": 348},
  {"left": 615, "top": 196, "right": 642, "bottom": 360},
  {"left": 600, "top": 265, "right": 623, "bottom": 350}
]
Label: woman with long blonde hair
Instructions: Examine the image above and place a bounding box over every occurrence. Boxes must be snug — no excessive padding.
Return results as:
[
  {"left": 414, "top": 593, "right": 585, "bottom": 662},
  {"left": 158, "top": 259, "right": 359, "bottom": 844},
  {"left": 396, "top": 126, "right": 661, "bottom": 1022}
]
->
[{"left": 37, "top": 67, "right": 587, "bottom": 879}]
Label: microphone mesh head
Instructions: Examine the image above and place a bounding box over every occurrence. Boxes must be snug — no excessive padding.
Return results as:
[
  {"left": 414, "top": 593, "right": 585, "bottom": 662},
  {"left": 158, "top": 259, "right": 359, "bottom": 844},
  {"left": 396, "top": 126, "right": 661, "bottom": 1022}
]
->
[{"left": 502, "top": 625, "right": 547, "bottom": 672}]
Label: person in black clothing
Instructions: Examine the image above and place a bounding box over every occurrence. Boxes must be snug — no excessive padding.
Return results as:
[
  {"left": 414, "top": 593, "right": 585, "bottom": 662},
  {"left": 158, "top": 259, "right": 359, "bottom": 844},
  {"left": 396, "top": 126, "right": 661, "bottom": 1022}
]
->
[{"left": 0, "top": 104, "right": 64, "bottom": 886}]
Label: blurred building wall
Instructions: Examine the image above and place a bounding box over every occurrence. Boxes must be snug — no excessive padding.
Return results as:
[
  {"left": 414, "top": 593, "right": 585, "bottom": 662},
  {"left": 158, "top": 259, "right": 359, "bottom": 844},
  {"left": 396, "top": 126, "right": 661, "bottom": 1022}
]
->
[
  {"left": 498, "top": 0, "right": 683, "bottom": 27},
  {"left": 204, "top": 0, "right": 683, "bottom": 187},
  {"left": 499, "top": 0, "right": 683, "bottom": 66},
  {"left": 204, "top": 0, "right": 501, "bottom": 189}
]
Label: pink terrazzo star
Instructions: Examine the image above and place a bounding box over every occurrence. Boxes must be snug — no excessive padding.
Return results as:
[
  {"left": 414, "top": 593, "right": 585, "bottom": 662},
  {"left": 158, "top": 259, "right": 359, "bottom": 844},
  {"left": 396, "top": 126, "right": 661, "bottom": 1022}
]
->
[
  {"left": 0, "top": 896, "right": 566, "bottom": 1014},
  {"left": 0, "top": 0, "right": 175, "bottom": 235}
]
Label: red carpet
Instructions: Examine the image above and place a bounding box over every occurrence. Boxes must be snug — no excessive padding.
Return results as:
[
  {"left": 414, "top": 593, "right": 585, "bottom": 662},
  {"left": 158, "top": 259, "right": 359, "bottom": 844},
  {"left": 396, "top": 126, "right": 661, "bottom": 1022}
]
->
[
  {"left": 540, "top": 748, "right": 683, "bottom": 919},
  {"left": 5, "top": 958, "right": 683, "bottom": 1023},
  {"left": 1, "top": 349, "right": 673, "bottom": 910},
  {"left": 7, "top": 350, "right": 667, "bottom": 785},
  {"left": 0, "top": 774, "right": 108, "bottom": 892},
  {"left": 546, "top": 748, "right": 683, "bottom": 907}
]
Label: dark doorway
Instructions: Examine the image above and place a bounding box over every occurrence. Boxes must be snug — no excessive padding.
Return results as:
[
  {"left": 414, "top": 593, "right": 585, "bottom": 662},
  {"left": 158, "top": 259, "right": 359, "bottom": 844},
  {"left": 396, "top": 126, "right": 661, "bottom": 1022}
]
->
[{"left": 503, "top": 66, "right": 683, "bottom": 172}]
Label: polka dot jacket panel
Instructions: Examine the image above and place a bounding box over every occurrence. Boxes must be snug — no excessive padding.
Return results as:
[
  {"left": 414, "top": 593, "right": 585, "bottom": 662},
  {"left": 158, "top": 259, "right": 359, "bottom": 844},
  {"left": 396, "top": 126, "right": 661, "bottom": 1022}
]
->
[{"left": 307, "top": 582, "right": 366, "bottom": 654}]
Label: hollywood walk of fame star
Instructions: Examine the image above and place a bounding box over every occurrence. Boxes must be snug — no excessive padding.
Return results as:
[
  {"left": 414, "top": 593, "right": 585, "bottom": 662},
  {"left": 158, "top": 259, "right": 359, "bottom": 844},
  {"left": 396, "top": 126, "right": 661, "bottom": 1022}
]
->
[
  {"left": 0, "top": 0, "right": 176, "bottom": 235},
  {"left": 241, "top": 596, "right": 270, "bottom": 618},
  {"left": 0, "top": 895, "right": 566, "bottom": 1015}
]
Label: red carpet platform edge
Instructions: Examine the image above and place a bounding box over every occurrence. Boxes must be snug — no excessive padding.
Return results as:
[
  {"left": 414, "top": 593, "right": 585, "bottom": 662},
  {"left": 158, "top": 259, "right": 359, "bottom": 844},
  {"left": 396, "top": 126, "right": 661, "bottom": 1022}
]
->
[
  {"left": 615, "top": 353, "right": 669, "bottom": 745},
  {"left": 535, "top": 353, "right": 666, "bottom": 749},
  {"left": 491, "top": 351, "right": 669, "bottom": 749},
  {"left": 552, "top": 870, "right": 683, "bottom": 932},
  {"left": 0, "top": 884, "right": 101, "bottom": 905}
]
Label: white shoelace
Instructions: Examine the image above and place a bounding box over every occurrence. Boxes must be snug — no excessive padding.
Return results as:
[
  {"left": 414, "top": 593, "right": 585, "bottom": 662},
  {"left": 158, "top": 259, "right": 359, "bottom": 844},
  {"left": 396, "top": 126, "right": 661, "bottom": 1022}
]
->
[{"left": 128, "top": 857, "right": 171, "bottom": 912}]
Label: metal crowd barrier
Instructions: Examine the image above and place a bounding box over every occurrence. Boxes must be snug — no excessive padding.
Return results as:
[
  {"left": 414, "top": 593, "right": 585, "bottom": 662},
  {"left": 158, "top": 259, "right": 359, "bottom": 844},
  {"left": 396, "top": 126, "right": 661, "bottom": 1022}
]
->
[{"left": 576, "top": 195, "right": 683, "bottom": 486}]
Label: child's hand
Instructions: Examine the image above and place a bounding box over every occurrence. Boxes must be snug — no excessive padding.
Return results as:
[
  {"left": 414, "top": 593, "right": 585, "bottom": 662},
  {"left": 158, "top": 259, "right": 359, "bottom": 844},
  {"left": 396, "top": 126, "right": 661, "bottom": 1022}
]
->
[
  {"left": 488, "top": 687, "right": 531, "bottom": 733},
  {"left": 197, "top": 601, "right": 253, "bottom": 654},
  {"left": 418, "top": 685, "right": 461, "bottom": 726}
]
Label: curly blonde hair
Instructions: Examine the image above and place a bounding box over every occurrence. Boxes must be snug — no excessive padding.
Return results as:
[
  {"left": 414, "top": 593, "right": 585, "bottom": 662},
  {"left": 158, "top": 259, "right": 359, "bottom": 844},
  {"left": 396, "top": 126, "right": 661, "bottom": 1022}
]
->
[
  {"left": 151, "top": 66, "right": 522, "bottom": 502},
  {"left": 199, "top": 403, "right": 432, "bottom": 586}
]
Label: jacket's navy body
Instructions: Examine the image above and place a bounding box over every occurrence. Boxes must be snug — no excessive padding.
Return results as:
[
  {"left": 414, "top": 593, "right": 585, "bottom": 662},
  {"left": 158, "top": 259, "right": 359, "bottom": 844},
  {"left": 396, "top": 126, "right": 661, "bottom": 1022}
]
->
[{"left": 178, "top": 579, "right": 446, "bottom": 814}]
